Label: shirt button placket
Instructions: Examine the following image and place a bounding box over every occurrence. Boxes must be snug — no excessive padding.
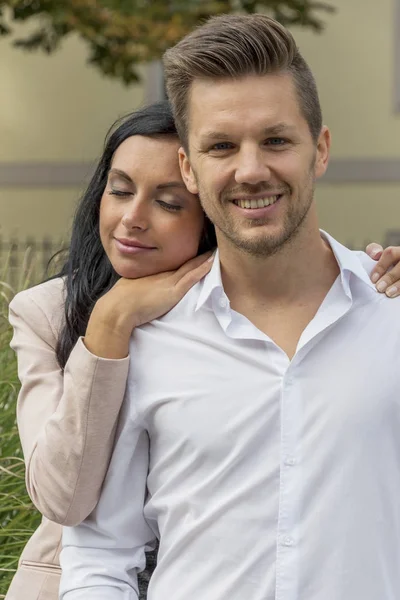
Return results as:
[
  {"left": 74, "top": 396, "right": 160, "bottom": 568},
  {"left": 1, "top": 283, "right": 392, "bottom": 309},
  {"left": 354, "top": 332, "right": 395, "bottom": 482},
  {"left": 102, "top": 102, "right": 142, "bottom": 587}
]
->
[{"left": 275, "top": 369, "right": 300, "bottom": 600}]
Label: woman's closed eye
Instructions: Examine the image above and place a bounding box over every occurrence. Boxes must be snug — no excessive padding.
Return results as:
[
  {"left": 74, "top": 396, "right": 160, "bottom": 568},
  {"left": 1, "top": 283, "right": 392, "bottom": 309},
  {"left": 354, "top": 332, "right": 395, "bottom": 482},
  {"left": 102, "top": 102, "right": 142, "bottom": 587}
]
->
[
  {"left": 157, "top": 199, "right": 182, "bottom": 212},
  {"left": 109, "top": 188, "right": 131, "bottom": 197}
]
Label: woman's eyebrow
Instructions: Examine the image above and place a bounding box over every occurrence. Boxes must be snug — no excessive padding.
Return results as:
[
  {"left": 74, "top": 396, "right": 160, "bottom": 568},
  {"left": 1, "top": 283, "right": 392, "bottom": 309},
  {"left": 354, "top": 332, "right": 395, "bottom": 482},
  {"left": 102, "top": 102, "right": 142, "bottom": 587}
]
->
[
  {"left": 157, "top": 182, "right": 187, "bottom": 190},
  {"left": 108, "top": 172, "right": 186, "bottom": 190},
  {"left": 108, "top": 168, "right": 132, "bottom": 183}
]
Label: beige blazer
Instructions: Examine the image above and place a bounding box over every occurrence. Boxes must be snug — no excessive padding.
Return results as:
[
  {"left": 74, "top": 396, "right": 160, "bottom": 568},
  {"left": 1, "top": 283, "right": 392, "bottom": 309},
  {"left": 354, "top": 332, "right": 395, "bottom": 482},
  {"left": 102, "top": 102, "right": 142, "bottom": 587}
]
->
[{"left": 6, "top": 277, "right": 130, "bottom": 600}]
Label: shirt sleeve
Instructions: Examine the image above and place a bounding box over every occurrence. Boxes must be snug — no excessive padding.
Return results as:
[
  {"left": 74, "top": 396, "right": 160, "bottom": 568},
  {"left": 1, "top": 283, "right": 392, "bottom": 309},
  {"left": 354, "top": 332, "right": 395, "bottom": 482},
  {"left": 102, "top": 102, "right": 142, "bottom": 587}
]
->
[
  {"left": 60, "top": 393, "right": 156, "bottom": 600},
  {"left": 9, "top": 285, "right": 130, "bottom": 525}
]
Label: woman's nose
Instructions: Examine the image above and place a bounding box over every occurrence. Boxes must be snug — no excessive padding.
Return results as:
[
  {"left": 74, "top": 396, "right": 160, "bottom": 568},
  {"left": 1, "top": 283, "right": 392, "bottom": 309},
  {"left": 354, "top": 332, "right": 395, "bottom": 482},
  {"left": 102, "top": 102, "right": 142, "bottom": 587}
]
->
[{"left": 121, "top": 199, "right": 150, "bottom": 231}]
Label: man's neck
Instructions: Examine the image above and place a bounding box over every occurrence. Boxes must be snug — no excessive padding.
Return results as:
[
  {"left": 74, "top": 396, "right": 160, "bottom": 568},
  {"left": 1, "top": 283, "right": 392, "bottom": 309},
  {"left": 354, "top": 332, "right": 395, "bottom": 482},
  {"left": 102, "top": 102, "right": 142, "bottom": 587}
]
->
[
  {"left": 219, "top": 224, "right": 338, "bottom": 304},
  {"left": 217, "top": 222, "right": 340, "bottom": 358}
]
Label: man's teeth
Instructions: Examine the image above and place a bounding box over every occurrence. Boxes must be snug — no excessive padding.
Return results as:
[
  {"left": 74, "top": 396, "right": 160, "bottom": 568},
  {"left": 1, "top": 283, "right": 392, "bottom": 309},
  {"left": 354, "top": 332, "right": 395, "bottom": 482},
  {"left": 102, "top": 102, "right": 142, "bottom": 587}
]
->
[{"left": 234, "top": 196, "right": 279, "bottom": 209}]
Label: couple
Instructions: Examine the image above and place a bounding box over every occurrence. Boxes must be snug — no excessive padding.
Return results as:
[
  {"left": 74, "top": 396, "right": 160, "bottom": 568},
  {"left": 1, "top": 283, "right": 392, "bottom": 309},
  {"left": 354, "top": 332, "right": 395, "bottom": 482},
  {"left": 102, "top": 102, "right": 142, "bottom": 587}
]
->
[{"left": 8, "top": 13, "right": 400, "bottom": 600}]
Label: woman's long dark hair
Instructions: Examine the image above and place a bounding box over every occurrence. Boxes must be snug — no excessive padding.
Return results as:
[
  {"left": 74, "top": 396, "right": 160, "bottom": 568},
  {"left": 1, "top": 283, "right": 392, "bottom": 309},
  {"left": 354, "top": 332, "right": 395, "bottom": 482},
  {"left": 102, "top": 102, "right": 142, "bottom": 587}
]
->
[{"left": 55, "top": 101, "right": 216, "bottom": 368}]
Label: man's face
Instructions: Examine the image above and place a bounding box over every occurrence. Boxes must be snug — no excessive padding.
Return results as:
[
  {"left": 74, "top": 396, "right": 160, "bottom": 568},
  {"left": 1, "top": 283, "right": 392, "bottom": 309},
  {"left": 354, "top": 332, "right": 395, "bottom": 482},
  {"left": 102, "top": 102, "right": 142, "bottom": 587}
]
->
[{"left": 179, "top": 73, "right": 330, "bottom": 257}]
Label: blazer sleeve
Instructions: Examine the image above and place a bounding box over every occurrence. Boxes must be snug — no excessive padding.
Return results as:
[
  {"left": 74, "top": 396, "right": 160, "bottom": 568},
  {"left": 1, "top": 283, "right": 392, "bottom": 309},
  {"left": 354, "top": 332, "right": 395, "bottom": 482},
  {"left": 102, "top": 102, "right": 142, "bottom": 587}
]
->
[
  {"left": 8, "top": 280, "right": 130, "bottom": 526},
  {"left": 60, "top": 391, "right": 155, "bottom": 600}
]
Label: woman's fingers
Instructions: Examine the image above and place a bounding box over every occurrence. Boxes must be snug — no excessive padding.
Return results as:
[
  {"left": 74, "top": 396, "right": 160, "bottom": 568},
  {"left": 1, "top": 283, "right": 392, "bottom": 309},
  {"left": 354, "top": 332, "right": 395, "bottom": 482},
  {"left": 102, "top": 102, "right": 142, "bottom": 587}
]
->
[
  {"left": 173, "top": 251, "right": 215, "bottom": 295},
  {"left": 365, "top": 243, "right": 383, "bottom": 260},
  {"left": 173, "top": 251, "right": 214, "bottom": 280},
  {"left": 370, "top": 246, "right": 400, "bottom": 297},
  {"left": 130, "top": 251, "right": 214, "bottom": 327}
]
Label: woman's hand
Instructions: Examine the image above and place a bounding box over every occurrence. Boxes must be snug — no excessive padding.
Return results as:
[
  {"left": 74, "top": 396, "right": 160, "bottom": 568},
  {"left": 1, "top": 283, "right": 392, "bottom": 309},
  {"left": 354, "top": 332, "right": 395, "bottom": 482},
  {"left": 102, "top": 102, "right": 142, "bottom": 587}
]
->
[
  {"left": 366, "top": 243, "right": 400, "bottom": 298},
  {"left": 84, "top": 251, "right": 214, "bottom": 359}
]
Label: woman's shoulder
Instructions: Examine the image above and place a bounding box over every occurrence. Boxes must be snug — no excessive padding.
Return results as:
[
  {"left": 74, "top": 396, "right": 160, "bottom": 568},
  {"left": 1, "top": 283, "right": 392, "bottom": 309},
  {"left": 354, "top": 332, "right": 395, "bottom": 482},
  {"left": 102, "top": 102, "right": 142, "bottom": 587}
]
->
[
  {"left": 11, "top": 276, "right": 66, "bottom": 309},
  {"left": 9, "top": 277, "right": 66, "bottom": 333}
]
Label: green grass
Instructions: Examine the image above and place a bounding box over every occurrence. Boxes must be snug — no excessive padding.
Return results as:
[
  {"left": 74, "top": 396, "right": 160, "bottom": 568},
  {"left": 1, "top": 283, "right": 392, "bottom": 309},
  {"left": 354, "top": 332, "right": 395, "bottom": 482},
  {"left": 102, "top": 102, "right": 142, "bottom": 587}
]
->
[{"left": 0, "top": 254, "right": 57, "bottom": 598}]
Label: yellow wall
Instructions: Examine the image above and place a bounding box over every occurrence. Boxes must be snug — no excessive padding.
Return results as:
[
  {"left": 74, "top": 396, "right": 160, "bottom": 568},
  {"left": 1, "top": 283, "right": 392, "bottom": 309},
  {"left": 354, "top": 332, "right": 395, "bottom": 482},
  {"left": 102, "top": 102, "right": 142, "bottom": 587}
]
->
[
  {"left": 1, "top": 26, "right": 146, "bottom": 162},
  {"left": 1, "top": 0, "right": 400, "bottom": 248},
  {"left": 0, "top": 20, "right": 145, "bottom": 240},
  {"left": 291, "top": 0, "right": 400, "bottom": 246},
  {"left": 0, "top": 188, "right": 81, "bottom": 241},
  {"left": 292, "top": 0, "right": 400, "bottom": 158},
  {"left": 317, "top": 184, "right": 400, "bottom": 248}
]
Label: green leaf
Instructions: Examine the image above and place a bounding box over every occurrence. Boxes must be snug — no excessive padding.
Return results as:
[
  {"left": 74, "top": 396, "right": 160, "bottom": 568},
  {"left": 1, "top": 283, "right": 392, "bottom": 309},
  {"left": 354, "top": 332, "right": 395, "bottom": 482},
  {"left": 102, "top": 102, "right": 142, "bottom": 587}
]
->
[{"left": 0, "top": 0, "right": 335, "bottom": 83}]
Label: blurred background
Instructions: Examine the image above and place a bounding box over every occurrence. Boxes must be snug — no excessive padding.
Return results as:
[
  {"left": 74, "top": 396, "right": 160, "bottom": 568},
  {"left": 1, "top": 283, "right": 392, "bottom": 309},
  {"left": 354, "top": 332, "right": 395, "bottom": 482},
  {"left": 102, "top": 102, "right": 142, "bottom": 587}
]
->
[{"left": 1, "top": 0, "right": 400, "bottom": 285}]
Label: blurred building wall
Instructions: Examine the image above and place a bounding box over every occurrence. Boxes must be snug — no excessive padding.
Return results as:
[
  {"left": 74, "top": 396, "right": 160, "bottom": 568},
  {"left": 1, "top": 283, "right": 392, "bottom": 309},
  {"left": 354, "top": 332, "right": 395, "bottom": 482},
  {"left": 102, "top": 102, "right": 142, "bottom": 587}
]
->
[
  {"left": 0, "top": 23, "right": 146, "bottom": 243},
  {"left": 0, "top": 0, "right": 399, "bottom": 248},
  {"left": 293, "top": 0, "right": 400, "bottom": 247}
]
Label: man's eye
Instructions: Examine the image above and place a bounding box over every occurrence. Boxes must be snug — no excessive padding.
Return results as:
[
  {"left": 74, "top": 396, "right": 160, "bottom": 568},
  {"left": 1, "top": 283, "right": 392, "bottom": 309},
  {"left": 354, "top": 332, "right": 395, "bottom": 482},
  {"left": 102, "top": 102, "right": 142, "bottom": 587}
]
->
[
  {"left": 210, "top": 142, "right": 233, "bottom": 151},
  {"left": 266, "top": 138, "right": 287, "bottom": 146}
]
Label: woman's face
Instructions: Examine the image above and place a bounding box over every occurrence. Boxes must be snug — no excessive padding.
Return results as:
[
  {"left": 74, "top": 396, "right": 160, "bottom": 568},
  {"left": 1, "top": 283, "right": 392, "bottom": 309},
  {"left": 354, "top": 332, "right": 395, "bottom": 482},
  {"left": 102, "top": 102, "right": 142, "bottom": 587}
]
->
[{"left": 100, "top": 135, "right": 205, "bottom": 279}]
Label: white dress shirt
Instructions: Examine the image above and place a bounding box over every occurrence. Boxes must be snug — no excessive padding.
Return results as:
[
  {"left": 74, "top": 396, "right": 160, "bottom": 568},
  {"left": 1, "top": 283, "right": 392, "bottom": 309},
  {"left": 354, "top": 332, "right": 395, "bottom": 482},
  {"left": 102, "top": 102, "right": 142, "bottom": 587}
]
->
[{"left": 60, "top": 233, "right": 400, "bottom": 600}]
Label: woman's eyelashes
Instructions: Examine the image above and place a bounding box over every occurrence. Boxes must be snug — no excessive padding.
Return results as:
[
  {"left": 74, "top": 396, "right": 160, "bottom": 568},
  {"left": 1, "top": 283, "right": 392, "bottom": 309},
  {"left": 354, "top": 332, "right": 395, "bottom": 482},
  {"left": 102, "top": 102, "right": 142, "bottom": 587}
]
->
[
  {"left": 108, "top": 187, "right": 182, "bottom": 212},
  {"left": 109, "top": 189, "right": 131, "bottom": 197},
  {"left": 157, "top": 200, "right": 182, "bottom": 212}
]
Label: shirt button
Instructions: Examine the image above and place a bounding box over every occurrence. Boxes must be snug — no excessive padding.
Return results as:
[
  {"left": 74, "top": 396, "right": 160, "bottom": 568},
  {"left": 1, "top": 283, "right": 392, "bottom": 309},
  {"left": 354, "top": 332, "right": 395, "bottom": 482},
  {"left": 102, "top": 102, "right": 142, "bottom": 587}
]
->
[
  {"left": 284, "top": 457, "right": 296, "bottom": 466},
  {"left": 218, "top": 297, "right": 228, "bottom": 308},
  {"left": 282, "top": 536, "right": 294, "bottom": 547}
]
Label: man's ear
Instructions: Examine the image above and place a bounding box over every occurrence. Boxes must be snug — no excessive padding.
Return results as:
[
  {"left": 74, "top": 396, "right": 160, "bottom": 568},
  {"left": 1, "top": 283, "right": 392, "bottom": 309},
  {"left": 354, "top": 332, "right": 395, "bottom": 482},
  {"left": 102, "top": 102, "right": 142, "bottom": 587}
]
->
[
  {"left": 179, "top": 147, "right": 199, "bottom": 194},
  {"left": 314, "top": 126, "right": 331, "bottom": 179}
]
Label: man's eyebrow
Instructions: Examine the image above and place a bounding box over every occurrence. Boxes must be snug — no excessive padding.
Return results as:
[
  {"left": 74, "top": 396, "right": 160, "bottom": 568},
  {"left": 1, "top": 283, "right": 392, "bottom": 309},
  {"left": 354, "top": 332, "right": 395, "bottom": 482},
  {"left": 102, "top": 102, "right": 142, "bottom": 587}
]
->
[
  {"left": 157, "top": 182, "right": 187, "bottom": 190},
  {"left": 200, "top": 131, "right": 232, "bottom": 141},
  {"left": 200, "top": 123, "right": 296, "bottom": 140},
  {"left": 262, "top": 123, "right": 297, "bottom": 135},
  {"left": 108, "top": 168, "right": 132, "bottom": 183}
]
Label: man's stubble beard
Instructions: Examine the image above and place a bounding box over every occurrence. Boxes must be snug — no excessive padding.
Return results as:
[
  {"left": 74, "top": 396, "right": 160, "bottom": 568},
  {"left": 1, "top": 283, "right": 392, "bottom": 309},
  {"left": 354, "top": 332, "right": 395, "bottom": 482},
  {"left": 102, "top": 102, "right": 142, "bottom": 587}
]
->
[{"left": 195, "top": 168, "right": 316, "bottom": 258}]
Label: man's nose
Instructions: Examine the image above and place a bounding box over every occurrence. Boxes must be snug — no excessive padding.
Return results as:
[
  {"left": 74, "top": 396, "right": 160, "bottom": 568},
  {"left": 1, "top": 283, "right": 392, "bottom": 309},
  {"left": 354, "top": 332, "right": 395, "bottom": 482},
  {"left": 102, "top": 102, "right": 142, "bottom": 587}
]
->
[{"left": 234, "top": 147, "right": 271, "bottom": 186}]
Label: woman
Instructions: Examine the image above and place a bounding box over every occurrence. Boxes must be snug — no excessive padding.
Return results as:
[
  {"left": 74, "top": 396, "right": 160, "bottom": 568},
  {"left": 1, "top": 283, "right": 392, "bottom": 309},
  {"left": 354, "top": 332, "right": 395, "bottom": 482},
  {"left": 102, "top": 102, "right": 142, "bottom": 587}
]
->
[
  {"left": 6, "top": 100, "right": 400, "bottom": 600},
  {"left": 6, "top": 101, "right": 215, "bottom": 600}
]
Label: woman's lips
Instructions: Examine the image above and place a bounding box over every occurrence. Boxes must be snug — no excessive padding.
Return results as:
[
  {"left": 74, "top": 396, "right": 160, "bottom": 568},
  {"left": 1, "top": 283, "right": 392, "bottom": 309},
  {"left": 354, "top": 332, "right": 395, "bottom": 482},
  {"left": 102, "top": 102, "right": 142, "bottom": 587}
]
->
[{"left": 114, "top": 238, "right": 156, "bottom": 255}]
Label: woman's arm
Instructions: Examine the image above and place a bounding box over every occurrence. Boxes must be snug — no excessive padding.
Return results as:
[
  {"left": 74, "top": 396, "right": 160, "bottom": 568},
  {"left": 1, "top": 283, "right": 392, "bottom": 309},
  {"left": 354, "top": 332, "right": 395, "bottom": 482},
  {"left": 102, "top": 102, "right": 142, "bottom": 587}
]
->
[
  {"left": 9, "top": 281, "right": 130, "bottom": 526},
  {"left": 9, "top": 253, "right": 214, "bottom": 526}
]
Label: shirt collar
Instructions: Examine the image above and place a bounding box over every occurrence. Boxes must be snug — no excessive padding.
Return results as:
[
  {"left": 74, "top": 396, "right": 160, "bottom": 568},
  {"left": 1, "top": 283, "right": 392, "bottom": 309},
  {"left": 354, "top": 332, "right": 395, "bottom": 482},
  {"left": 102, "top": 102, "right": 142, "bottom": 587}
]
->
[
  {"left": 195, "top": 231, "right": 376, "bottom": 312},
  {"left": 195, "top": 249, "right": 224, "bottom": 312},
  {"left": 320, "top": 230, "right": 376, "bottom": 296}
]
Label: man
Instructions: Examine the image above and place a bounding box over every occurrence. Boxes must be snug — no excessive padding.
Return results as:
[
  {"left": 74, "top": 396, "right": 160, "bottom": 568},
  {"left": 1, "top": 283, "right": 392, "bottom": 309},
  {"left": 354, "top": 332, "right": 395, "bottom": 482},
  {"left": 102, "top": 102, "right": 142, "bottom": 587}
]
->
[{"left": 60, "top": 14, "right": 400, "bottom": 600}]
